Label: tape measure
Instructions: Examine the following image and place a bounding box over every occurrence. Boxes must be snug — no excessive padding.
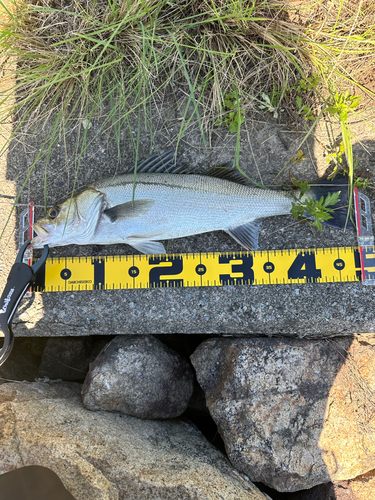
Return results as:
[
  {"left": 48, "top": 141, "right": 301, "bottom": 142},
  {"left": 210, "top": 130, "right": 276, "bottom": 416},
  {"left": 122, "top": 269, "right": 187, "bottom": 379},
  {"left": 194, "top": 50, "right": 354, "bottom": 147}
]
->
[
  {"left": 31, "top": 245, "right": 375, "bottom": 292},
  {"left": 22, "top": 188, "right": 374, "bottom": 291}
]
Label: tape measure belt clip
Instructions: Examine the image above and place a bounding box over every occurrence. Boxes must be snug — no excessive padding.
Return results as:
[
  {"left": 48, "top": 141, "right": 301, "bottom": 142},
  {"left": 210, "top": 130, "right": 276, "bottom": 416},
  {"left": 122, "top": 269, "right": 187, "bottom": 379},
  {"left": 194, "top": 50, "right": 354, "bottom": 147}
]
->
[{"left": 0, "top": 240, "right": 49, "bottom": 366}]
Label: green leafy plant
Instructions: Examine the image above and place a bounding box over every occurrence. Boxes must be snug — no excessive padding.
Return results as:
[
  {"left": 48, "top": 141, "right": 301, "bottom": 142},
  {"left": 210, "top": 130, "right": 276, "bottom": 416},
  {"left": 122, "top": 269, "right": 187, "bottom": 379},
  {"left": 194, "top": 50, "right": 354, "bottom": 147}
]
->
[
  {"left": 326, "top": 141, "right": 346, "bottom": 165},
  {"left": 291, "top": 177, "right": 310, "bottom": 196},
  {"left": 258, "top": 92, "right": 280, "bottom": 118},
  {"left": 326, "top": 91, "right": 361, "bottom": 221},
  {"left": 295, "top": 96, "right": 315, "bottom": 120},
  {"left": 292, "top": 74, "right": 321, "bottom": 121},
  {"left": 326, "top": 92, "right": 361, "bottom": 122},
  {"left": 291, "top": 191, "right": 341, "bottom": 231},
  {"left": 215, "top": 88, "right": 245, "bottom": 133},
  {"left": 354, "top": 176, "right": 373, "bottom": 189},
  {"left": 295, "top": 73, "right": 321, "bottom": 93},
  {"left": 326, "top": 92, "right": 361, "bottom": 178},
  {"left": 290, "top": 150, "right": 306, "bottom": 164}
]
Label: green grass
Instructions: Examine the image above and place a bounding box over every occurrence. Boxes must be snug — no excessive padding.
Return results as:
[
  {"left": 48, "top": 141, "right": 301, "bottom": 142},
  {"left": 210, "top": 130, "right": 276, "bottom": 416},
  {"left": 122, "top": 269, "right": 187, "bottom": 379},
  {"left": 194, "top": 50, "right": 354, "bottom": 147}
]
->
[{"left": 0, "top": 0, "right": 375, "bottom": 221}]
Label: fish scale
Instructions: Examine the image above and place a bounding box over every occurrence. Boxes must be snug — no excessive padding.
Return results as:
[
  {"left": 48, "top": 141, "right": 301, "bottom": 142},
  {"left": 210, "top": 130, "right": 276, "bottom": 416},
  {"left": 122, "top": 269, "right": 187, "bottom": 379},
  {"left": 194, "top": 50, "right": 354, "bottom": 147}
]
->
[
  {"left": 31, "top": 151, "right": 352, "bottom": 254},
  {"left": 90, "top": 173, "right": 294, "bottom": 243}
]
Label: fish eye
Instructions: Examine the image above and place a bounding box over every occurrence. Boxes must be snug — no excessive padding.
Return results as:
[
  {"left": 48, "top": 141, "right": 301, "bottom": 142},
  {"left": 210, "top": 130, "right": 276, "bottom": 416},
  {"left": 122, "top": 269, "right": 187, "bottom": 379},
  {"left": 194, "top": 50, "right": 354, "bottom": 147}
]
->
[{"left": 48, "top": 206, "right": 60, "bottom": 219}]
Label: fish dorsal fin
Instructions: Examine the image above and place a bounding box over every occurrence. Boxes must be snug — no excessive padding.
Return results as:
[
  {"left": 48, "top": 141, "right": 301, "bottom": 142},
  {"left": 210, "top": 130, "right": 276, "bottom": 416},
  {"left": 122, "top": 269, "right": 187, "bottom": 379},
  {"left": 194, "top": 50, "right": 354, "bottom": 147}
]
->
[
  {"left": 130, "top": 152, "right": 255, "bottom": 183},
  {"left": 128, "top": 149, "right": 184, "bottom": 174},
  {"left": 226, "top": 219, "right": 263, "bottom": 251},
  {"left": 104, "top": 199, "right": 154, "bottom": 222},
  {"left": 204, "top": 162, "right": 255, "bottom": 186}
]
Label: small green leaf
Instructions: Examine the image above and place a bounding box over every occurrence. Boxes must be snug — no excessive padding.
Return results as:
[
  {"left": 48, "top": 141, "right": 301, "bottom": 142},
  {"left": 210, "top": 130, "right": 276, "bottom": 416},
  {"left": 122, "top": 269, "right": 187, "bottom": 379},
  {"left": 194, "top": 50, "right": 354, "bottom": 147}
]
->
[
  {"left": 229, "top": 121, "right": 237, "bottom": 133},
  {"left": 326, "top": 105, "right": 338, "bottom": 115},
  {"left": 291, "top": 177, "right": 309, "bottom": 197},
  {"left": 313, "top": 220, "right": 323, "bottom": 231},
  {"left": 350, "top": 99, "right": 360, "bottom": 109},
  {"left": 340, "top": 110, "right": 348, "bottom": 122},
  {"left": 291, "top": 202, "right": 305, "bottom": 219},
  {"left": 289, "top": 190, "right": 340, "bottom": 232}
]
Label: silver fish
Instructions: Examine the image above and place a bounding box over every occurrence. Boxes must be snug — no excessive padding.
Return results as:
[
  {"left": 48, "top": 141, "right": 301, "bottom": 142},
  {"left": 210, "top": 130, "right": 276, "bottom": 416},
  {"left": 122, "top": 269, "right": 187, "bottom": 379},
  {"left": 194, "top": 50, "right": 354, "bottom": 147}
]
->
[{"left": 31, "top": 150, "right": 349, "bottom": 254}]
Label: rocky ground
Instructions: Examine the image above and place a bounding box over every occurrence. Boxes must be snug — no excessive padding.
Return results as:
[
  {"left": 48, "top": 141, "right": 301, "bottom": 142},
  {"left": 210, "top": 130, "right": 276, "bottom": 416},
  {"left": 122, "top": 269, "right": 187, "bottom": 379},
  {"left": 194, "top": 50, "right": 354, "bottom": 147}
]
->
[{"left": 1, "top": 334, "right": 375, "bottom": 499}]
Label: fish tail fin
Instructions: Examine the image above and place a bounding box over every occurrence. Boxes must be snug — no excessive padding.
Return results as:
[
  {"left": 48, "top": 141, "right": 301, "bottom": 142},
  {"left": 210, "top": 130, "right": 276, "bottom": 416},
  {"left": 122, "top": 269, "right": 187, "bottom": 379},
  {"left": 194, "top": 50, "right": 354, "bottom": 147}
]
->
[{"left": 306, "top": 176, "right": 354, "bottom": 230}]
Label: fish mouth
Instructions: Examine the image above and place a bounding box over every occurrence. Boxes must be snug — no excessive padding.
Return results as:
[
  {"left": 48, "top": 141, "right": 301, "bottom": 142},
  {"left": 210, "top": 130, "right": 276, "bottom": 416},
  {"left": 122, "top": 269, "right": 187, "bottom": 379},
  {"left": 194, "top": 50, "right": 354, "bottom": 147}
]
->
[{"left": 31, "top": 223, "right": 49, "bottom": 248}]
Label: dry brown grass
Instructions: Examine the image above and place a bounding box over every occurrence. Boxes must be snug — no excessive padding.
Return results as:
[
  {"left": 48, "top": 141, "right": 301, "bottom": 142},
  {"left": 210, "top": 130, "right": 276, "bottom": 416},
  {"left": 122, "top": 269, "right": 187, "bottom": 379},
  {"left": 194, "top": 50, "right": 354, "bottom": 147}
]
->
[
  {"left": 0, "top": 0, "right": 374, "bottom": 197},
  {"left": 1, "top": 0, "right": 374, "bottom": 121}
]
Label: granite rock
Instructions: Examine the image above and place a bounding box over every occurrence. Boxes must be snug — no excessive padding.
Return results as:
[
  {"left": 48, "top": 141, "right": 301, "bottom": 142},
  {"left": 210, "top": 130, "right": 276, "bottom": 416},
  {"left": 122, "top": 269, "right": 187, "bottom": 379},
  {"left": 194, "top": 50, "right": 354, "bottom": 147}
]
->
[
  {"left": 0, "top": 381, "right": 270, "bottom": 500},
  {"left": 284, "top": 472, "right": 375, "bottom": 500},
  {"left": 344, "top": 469, "right": 375, "bottom": 500},
  {"left": 82, "top": 335, "right": 194, "bottom": 418},
  {"left": 191, "top": 336, "right": 375, "bottom": 492}
]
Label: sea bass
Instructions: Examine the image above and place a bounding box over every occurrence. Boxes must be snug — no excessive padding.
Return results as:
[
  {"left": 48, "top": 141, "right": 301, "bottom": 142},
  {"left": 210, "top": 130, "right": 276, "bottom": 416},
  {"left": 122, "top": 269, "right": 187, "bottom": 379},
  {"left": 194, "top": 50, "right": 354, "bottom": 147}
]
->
[{"left": 31, "top": 150, "right": 351, "bottom": 254}]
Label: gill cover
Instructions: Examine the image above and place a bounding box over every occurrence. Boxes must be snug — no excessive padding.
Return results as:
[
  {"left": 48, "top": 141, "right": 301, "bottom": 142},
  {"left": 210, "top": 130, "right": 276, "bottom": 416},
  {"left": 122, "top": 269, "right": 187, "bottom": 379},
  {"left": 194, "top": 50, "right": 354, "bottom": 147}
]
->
[{"left": 32, "top": 188, "right": 105, "bottom": 248}]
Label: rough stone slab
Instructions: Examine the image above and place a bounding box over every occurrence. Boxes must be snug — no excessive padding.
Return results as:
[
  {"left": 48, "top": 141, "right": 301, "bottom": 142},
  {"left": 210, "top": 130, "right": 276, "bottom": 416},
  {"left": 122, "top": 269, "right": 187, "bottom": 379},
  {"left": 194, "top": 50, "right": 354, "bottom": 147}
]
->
[
  {"left": 12, "top": 279, "right": 375, "bottom": 336},
  {"left": 345, "top": 470, "right": 375, "bottom": 500},
  {"left": 191, "top": 336, "right": 375, "bottom": 492},
  {"left": 2, "top": 106, "right": 375, "bottom": 337},
  {"left": 0, "top": 381, "right": 269, "bottom": 500}
]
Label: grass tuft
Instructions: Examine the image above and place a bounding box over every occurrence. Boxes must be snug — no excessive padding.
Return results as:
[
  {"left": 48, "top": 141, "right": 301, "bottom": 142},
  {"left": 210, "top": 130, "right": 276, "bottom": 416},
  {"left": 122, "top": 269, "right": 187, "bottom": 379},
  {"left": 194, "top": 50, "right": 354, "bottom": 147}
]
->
[{"left": 0, "top": 0, "right": 375, "bottom": 212}]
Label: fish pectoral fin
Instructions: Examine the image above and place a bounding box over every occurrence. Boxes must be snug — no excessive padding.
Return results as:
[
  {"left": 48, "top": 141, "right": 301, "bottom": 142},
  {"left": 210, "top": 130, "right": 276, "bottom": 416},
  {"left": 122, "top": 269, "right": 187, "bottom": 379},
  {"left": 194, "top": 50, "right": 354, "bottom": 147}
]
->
[
  {"left": 104, "top": 199, "right": 154, "bottom": 222},
  {"left": 226, "top": 219, "right": 263, "bottom": 251},
  {"left": 128, "top": 240, "right": 166, "bottom": 255}
]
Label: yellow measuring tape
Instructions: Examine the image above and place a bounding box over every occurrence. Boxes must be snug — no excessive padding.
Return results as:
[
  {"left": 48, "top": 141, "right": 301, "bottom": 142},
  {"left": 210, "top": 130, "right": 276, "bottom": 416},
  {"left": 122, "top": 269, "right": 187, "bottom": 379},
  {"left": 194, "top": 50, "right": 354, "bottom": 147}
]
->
[
  {"left": 31, "top": 245, "right": 375, "bottom": 292},
  {"left": 20, "top": 188, "right": 374, "bottom": 291}
]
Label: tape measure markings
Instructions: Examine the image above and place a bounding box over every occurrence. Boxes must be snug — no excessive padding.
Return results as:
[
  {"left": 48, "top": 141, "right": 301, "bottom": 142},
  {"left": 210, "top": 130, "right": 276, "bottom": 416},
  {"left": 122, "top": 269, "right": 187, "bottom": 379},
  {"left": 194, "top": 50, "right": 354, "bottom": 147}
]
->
[{"left": 30, "top": 245, "right": 375, "bottom": 292}]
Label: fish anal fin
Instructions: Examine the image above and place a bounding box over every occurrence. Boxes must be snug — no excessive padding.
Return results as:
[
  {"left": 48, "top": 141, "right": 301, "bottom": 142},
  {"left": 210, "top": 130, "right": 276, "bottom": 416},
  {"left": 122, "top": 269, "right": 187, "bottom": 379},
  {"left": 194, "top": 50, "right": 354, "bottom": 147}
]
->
[
  {"left": 226, "top": 219, "right": 263, "bottom": 251},
  {"left": 104, "top": 199, "right": 154, "bottom": 222},
  {"left": 128, "top": 240, "right": 166, "bottom": 255}
]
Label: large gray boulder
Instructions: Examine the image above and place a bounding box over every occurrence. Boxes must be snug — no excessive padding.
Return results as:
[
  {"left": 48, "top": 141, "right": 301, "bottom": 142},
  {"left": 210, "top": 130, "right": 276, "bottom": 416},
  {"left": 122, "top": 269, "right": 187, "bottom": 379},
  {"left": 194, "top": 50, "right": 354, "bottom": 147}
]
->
[
  {"left": 82, "top": 335, "right": 194, "bottom": 419},
  {"left": 191, "top": 336, "right": 375, "bottom": 492},
  {"left": 0, "top": 381, "right": 270, "bottom": 500}
]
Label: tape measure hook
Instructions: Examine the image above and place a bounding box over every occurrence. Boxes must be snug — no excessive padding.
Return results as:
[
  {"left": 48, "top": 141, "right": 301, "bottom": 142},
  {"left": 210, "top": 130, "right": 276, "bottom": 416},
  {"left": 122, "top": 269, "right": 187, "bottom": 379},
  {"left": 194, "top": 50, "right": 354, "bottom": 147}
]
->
[
  {"left": 354, "top": 188, "right": 375, "bottom": 285},
  {"left": 354, "top": 189, "right": 373, "bottom": 243}
]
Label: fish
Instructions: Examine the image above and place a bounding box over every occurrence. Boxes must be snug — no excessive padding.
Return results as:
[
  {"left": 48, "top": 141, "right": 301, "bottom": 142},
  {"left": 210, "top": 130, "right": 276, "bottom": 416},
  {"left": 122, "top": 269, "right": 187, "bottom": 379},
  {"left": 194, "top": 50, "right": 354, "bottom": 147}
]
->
[{"left": 31, "top": 150, "right": 352, "bottom": 254}]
